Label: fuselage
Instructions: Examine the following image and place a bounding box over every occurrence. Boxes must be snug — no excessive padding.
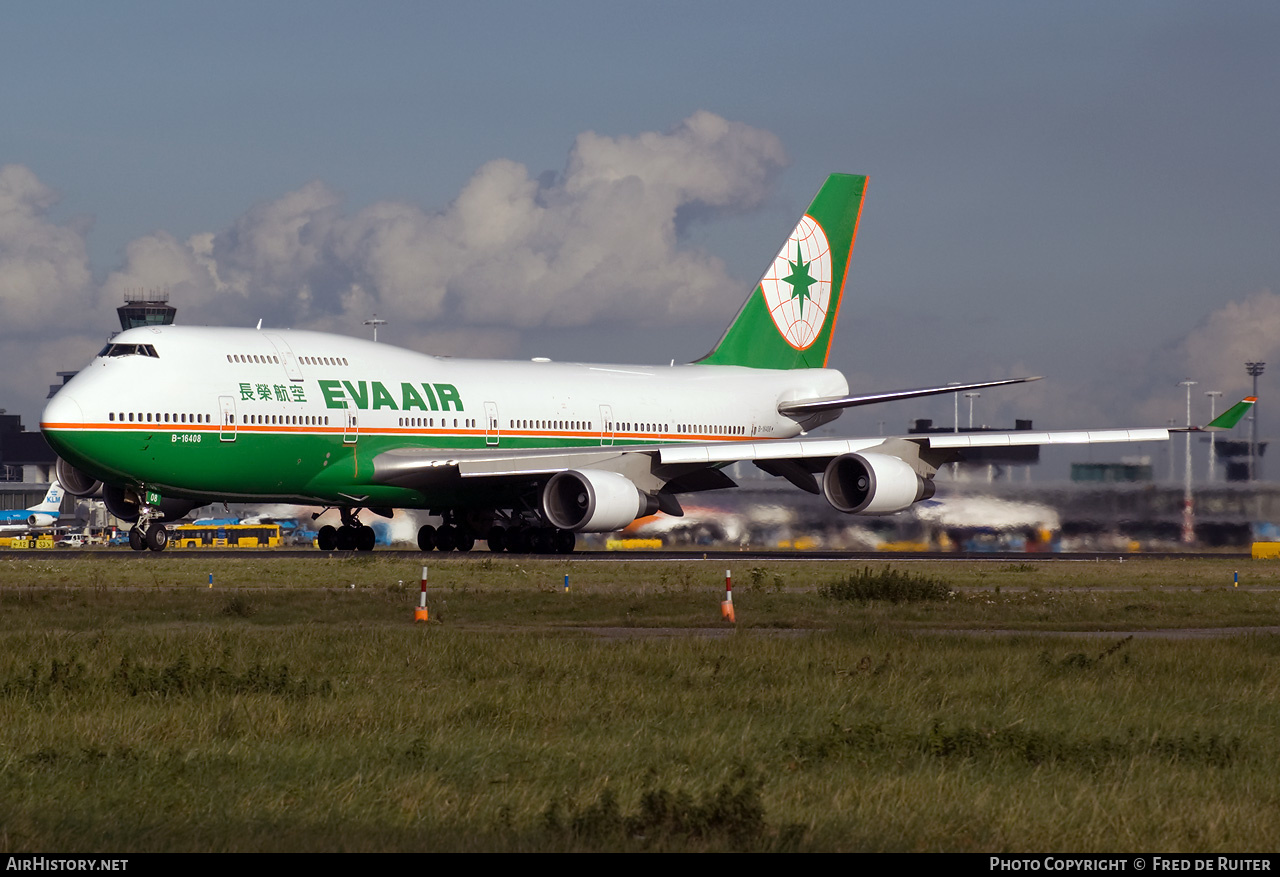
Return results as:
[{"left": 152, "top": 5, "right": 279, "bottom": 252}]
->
[{"left": 41, "top": 325, "right": 848, "bottom": 508}]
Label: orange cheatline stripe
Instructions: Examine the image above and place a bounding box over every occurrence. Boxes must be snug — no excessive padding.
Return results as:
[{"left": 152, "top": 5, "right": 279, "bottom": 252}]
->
[{"left": 823, "top": 177, "right": 866, "bottom": 369}]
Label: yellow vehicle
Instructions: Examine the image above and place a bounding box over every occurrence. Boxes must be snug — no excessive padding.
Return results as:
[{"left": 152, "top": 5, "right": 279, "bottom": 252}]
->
[{"left": 172, "top": 523, "right": 283, "bottom": 548}]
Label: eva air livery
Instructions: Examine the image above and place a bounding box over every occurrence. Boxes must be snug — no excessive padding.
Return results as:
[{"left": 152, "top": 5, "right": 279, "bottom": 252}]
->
[{"left": 41, "top": 174, "right": 1220, "bottom": 553}]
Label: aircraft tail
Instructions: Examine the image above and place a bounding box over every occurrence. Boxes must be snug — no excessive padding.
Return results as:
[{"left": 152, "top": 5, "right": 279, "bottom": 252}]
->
[
  {"left": 696, "top": 173, "right": 867, "bottom": 369},
  {"left": 30, "top": 480, "right": 64, "bottom": 514}
]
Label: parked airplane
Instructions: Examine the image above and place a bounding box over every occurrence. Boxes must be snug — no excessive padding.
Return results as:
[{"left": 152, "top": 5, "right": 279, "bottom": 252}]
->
[
  {"left": 43, "top": 173, "right": 1216, "bottom": 553},
  {"left": 0, "top": 480, "right": 64, "bottom": 533}
]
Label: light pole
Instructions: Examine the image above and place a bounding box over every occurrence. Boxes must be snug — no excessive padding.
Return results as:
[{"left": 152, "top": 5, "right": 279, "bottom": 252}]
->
[
  {"left": 364, "top": 314, "right": 387, "bottom": 342},
  {"left": 1246, "top": 362, "right": 1265, "bottom": 480},
  {"left": 964, "top": 392, "right": 981, "bottom": 429},
  {"left": 1179, "top": 380, "right": 1197, "bottom": 544},
  {"left": 949, "top": 382, "right": 961, "bottom": 479},
  {"left": 1205, "top": 390, "right": 1222, "bottom": 482}
]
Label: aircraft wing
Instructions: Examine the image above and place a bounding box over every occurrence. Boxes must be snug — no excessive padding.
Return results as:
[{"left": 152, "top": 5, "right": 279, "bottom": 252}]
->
[
  {"left": 655, "top": 427, "right": 1170, "bottom": 465},
  {"left": 371, "top": 426, "right": 1170, "bottom": 514}
]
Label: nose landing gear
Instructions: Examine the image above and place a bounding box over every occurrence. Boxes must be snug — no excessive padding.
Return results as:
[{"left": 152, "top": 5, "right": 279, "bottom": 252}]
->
[{"left": 127, "top": 512, "right": 169, "bottom": 553}]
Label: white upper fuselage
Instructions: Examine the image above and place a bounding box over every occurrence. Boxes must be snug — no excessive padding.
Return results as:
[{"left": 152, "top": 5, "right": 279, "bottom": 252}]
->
[
  {"left": 41, "top": 325, "right": 849, "bottom": 501},
  {"left": 48, "top": 325, "right": 848, "bottom": 439}
]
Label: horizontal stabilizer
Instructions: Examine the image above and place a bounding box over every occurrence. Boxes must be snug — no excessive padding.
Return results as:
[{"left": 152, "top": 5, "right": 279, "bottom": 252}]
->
[{"left": 778, "top": 376, "right": 1042, "bottom": 417}]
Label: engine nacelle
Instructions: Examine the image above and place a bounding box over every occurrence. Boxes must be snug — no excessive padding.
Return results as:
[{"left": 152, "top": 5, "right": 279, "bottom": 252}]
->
[
  {"left": 822, "top": 452, "right": 935, "bottom": 515},
  {"left": 541, "top": 469, "right": 657, "bottom": 532},
  {"left": 56, "top": 457, "right": 101, "bottom": 498},
  {"left": 102, "top": 484, "right": 139, "bottom": 523},
  {"left": 102, "top": 483, "right": 201, "bottom": 524},
  {"left": 27, "top": 514, "right": 56, "bottom": 528}
]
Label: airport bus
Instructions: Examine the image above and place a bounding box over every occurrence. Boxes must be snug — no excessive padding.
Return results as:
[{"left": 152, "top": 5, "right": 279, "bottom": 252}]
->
[{"left": 172, "top": 523, "right": 283, "bottom": 548}]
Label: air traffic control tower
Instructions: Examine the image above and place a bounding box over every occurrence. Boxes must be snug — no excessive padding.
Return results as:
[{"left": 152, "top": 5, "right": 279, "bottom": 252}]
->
[
  {"left": 47, "top": 290, "right": 178, "bottom": 400},
  {"left": 117, "top": 288, "right": 176, "bottom": 331}
]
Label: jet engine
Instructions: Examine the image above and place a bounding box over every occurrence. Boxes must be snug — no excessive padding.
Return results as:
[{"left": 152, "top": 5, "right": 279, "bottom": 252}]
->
[
  {"left": 102, "top": 483, "right": 202, "bottom": 524},
  {"left": 541, "top": 469, "right": 658, "bottom": 532},
  {"left": 55, "top": 457, "right": 101, "bottom": 498},
  {"left": 27, "top": 514, "right": 56, "bottom": 528},
  {"left": 821, "top": 452, "right": 935, "bottom": 515}
]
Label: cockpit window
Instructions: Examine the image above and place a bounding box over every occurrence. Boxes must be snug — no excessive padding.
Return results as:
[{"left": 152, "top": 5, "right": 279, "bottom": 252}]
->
[{"left": 98, "top": 343, "right": 159, "bottom": 358}]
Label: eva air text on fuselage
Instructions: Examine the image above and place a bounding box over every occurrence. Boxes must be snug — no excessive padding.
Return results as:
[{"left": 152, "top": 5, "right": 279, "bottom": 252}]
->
[{"left": 317, "top": 380, "right": 465, "bottom": 412}]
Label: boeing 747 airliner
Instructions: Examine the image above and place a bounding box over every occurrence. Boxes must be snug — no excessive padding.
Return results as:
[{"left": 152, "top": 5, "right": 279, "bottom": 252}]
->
[{"left": 42, "top": 174, "right": 1246, "bottom": 552}]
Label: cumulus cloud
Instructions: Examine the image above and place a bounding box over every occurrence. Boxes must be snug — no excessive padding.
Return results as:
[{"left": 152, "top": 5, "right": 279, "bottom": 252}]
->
[
  {"left": 0, "top": 164, "right": 95, "bottom": 337},
  {"left": 1177, "top": 289, "right": 1280, "bottom": 394},
  {"left": 103, "top": 111, "right": 788, "bottom": 337},
  {"left": 0, "top": 113, "right": 790, "bottom": 422},
  {"left": 1107, "top": 289, "right": 1280, "bottom": 430}
]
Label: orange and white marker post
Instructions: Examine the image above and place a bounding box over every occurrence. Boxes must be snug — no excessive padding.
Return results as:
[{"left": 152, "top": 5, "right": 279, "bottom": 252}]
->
[
  {"left": 414, "top": 566, "right": 430, "bottom": 623},
  {"left": 721, "top": 569, "right": 735, "bottom": 623}
]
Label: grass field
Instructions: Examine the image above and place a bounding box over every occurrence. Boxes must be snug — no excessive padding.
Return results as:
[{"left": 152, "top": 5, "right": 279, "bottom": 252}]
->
[{"left": 1, "top": 554, "right": 1278, "bottom": 851}]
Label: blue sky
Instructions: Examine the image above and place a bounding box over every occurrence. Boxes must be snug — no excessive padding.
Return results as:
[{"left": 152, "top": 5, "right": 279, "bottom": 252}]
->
[{"left": 3, "top": 1, "right": 1279, "bottom": 475}]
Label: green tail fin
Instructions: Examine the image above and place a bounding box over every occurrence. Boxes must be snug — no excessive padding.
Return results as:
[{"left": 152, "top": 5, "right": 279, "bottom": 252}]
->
[
  {"left": 696, "top": 173, "right": 867, "bottom": 369},
  {"left": 1206, "top": 396, "right": 1256, "bottom": 431}
]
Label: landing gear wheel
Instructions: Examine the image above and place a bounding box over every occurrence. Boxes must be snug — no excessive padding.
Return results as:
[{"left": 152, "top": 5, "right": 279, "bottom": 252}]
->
[
  {"left": 435, "top": 524, "right": 456, "bottom": 552},
  {"left": 506, "top": 527, "right": 529, "bottom": 554},
  {"left": 336, "top": 525, "right": 356, "bottom": 551},
  {"left": 356, "top": 525, "right": 376, "bottom": 552},
  {"left": 146, "top": 524, "right": 168, "bottom": 553},
  {"left": 554, "top": 529, "right": 576, "bottom": 554},
  {"left": 417, "top": 524, "right": 436, "bottom": 552},
  {"left": 128, "top": 527, "right": 146, "bottom": 551},
  {"left": 487, "top": 526, "right": 506, "bottom": 553},
  {"left": 317, "top": 525, "right": 338, "bottom": 551},
  {"left": 455, "top": 528, "right": 475, "bottom": 553},
  {"left": 530, "top": 528, "right": 553, "bottom": 554}
]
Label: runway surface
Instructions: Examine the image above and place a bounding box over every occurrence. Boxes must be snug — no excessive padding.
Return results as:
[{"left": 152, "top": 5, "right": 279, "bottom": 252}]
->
[{"left": 0, "top": 548, "right": 1253, "bottom": 561}]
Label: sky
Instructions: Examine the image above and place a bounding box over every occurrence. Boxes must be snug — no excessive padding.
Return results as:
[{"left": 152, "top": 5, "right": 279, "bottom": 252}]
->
[{"left": 2, "top": 1, "right": 1278, "bottom": 478}]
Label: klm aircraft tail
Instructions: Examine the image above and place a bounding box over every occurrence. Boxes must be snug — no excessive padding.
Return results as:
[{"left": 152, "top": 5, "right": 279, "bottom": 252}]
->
[
  {"left": 697, "top": 173, "right": 867, "bottom": 369},
  {"left": 30, "top": 480, "right": 64, "bottom": 514}
]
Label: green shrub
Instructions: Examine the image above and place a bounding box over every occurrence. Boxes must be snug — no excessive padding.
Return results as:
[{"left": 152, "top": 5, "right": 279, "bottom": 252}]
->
[{"left": 819, "top": 566, "right": 950, "bottom": 603}]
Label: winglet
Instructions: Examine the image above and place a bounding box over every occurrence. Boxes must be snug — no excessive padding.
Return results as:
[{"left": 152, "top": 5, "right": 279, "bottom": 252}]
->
[{"left": 1205, "top": 396, "right": 1256, "bottom": 431}]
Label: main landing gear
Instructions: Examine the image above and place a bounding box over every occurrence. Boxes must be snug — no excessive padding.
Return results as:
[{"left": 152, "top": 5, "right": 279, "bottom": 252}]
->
[
  {"left": 415, "top": 521, "right": 476, "bottom": 553},
  {"left": 483, "top": 524, "right": 575, "bottom": 555},
  {"left": 315, "top": 508, "right": 376, "bottom": 552},
  {"left": 416, "top": 511, "right": 576, "bottom": 554},
  {"left": 312, "top": 507, "right": 578, "bottom": 555}
]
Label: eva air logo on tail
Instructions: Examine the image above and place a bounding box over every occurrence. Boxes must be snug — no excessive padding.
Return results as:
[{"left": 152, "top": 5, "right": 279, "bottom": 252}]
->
[
  {"left": 695, "top": 173, "right": 864, "bottom": 370},
  {"left": 760, "top": 215, "right": 832, "bottom": 350}
]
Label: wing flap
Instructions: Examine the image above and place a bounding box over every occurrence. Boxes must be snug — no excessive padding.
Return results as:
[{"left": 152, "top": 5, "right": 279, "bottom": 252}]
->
[
  {"left": 657, "top": 437, "right": 886, "bottom": 466},
  {"left": 924, "top": 428, "right": 1168, "bottom": 449}
]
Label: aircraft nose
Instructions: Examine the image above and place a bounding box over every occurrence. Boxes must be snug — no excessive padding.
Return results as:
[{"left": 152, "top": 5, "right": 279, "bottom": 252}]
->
[{"left": 42, "top": 390, "right": 85, "bottom": 429}]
